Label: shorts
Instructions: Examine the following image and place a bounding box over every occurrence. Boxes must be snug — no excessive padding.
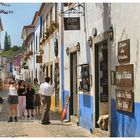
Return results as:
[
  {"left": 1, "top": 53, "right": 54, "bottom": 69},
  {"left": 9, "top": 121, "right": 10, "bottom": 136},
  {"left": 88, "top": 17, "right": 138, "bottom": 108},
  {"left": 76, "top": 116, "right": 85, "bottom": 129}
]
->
[
  {"left": 8, "top": 96, "right": 18, "bottom": 104},
  {"left": 34, "top": 94, "right": 41, "bottom": 106}
]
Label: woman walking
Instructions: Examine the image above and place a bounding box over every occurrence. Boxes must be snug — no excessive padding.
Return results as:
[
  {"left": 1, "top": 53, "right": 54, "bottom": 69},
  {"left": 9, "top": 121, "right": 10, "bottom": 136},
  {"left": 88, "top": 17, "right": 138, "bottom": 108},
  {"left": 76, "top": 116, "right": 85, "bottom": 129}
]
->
[
  {"left": 32, "top": 78, "right": 41, "bottom": 117},
  {"left": 17, "top": 80, "right": 26, "bottom": 118},
  {"left": 26, "top": 83, "right": 35, "bottom": 118},
  {"left": 8, "top": 80, "right": 18, "bottom": 122}
]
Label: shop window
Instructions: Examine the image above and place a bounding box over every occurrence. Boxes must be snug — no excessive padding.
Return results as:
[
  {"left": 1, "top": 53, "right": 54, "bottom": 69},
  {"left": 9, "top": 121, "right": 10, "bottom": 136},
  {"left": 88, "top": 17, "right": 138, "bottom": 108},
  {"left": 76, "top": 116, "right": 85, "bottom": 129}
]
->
[
  {"left": 46, "top": 65, "right": 48, "bottom": 77},
  {"left": 50, "top": 64, "right": 53, "bottom": 84},
  {"left": 78, "top": 64, "right": 90, "bottom": 92}
]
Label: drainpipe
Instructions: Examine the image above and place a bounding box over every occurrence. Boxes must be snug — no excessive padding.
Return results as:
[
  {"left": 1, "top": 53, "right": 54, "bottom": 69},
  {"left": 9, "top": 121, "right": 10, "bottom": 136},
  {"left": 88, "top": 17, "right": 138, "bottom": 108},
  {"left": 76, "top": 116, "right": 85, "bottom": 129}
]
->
[
  {"left": 60, "top": 3, "right": 64, "bottom": 108},
  {"left": 33, "top": 27, "right": 36, "bottom": 79}
]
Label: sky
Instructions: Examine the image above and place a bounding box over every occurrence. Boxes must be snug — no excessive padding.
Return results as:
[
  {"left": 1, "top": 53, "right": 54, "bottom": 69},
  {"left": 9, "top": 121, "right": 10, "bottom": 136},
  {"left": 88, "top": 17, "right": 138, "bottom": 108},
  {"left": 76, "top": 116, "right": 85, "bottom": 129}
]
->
[{"left": 0, "top": 3, "right": 41, "bottom": 49}]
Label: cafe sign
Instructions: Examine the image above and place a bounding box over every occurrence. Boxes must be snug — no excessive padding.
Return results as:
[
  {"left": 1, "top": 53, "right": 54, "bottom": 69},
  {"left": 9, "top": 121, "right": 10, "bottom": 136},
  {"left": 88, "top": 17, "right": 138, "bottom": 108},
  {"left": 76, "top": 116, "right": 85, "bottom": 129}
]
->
[
  {"left": 116, "top": 89, "right": 134, "bottom": 112},
  {"left": 64, "top": 17, "right": 80, "bottom": 30},
  {"left": 115, "top": 64, "right": 134, "bottom": 87},
  {"left": 118, "top": 39, "right": 130, "bottom": 63}
]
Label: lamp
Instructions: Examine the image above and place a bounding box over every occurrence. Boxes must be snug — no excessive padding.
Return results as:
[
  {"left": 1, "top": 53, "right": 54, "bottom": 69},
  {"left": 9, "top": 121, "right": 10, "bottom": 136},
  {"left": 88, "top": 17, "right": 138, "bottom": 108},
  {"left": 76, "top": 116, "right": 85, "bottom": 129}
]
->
[
  {"left": 76, "top": 42, "right": 80, "bottom": 52},
  {"left": 88, "top": 36, "right": 92, "bottom": 47},
  {"left": 39, "top": 49, "right": 44, "bottom": 55},
  {"left": 66, "top": 47, "right": 69, "bottom": 55},
  {"left": 108, "top": 26, "right": 114, "bottom": 40}
]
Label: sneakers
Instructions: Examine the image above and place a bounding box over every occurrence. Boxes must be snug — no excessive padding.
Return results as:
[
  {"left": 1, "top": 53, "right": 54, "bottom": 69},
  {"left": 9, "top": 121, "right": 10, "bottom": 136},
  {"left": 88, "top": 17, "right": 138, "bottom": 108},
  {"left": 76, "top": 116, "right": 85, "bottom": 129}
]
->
[
  {"left": 8, "top": 116, "right": 18, "bottom": 122},
  {"left": 14, "top": 116, "right": 17, "bottom": 122},
  {"left": 8, "top": 117, "right": 13, "bottom": 122},
  {"left": 41, "top": 121, "right": 51, "bottom": 125}
]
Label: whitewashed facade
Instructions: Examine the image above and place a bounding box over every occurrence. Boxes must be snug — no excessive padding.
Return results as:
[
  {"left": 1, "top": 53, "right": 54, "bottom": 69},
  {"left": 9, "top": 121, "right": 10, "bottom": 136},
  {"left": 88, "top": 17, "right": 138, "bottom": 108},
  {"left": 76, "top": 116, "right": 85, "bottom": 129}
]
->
[{"left": 20, "top": 3, "right": 140, "bottom": 136}]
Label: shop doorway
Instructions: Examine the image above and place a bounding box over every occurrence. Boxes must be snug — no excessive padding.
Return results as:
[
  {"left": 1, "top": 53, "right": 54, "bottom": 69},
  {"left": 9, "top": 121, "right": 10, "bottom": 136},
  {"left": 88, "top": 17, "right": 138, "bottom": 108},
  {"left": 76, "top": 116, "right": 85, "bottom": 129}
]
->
[
  {"left": 95, "top": 40, "right": 109, "bottom": 131},
  {"left": 54, "top": 63, "right": 59, "bottom": 108},
  {"left": 70, "top": 52, "right": 78, "bottom": 116}
]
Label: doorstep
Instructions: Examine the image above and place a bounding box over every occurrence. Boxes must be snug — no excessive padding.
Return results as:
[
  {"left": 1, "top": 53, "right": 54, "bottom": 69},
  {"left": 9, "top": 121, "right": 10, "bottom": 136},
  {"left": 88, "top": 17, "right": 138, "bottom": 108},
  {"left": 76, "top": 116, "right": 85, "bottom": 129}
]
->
[
  {"left": 92, "top": 128, "right": 110, "bottom": 137},
  {"left": 70, "top": 115, "right": 79, "bottom": 125}
]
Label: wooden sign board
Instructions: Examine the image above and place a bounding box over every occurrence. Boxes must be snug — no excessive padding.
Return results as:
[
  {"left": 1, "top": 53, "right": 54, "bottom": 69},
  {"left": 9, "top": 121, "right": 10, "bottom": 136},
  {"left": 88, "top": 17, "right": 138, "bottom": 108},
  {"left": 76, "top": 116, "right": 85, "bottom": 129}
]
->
[
  {"left": 64, "top": 17, "right": 80, "bottom": 30},
  {"left": 115, "top": 64, "right": 134, "bottom": 87},
  {"left": 116, "top": 89, "right": 134, "bottom": 112},
  {"left": 36, "top": 55, "right": 42, "bottom": 63},
  {"left": 100, "top": 93, "right": 108, "bottom": 102},
  {"left": 118, "top": 39, "right": 130, "bottom": 63}
]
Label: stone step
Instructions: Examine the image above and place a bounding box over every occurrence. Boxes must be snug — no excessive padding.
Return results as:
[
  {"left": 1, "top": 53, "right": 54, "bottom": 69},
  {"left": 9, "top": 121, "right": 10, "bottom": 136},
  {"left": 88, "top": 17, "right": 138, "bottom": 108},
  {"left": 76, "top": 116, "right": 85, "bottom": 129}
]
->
[
  {"left": 92, "top": 128, "right": 110, "bottom": 137},
  {"left": 70, "top": 115, "right": 79, "bottom": 125}
]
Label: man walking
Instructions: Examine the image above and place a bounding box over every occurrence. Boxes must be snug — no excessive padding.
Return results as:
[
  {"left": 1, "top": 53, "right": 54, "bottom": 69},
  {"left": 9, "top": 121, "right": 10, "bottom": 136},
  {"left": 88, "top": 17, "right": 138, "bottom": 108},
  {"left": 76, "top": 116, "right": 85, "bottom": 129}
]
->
[{"left": 39, "top": 77, "right": 53, "bottom": 125}]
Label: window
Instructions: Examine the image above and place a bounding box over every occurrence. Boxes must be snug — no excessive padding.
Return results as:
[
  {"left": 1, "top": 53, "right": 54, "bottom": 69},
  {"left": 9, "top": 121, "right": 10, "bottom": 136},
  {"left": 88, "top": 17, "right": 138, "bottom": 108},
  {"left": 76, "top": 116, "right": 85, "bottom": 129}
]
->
[
  {"left": 46, "top": 15, "right": 48, "bottom": 29},
  {"left": 31, "top": 41, "right": 33, "bottom": 51},
  {"left": 36, "top": 69, "right": 37, "bottom": 78},
  {"left": 36, "top": 35, "right": 38, "bottom": 52},
  {"left": 55, "top": 3, "right": 58, "bottom": 22},
  {"left": 46, "top": 66, "right": 48, "bottom": 77},
  {"left": 43, "top": 19, "right": 45, "bottom": 36},
  {"left": 50, "top": 64, "right": 53, "bottom": 84},
  {"left": 50, "top": 8, "right": 52, "bottom": 23}
]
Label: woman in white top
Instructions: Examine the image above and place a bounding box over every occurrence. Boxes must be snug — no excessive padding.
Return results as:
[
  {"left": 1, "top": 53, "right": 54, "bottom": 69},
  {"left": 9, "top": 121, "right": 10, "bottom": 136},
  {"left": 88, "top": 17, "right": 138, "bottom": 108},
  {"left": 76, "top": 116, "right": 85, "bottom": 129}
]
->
[{"left": 8, "top": 80, "right": 18, "bottom": 122}]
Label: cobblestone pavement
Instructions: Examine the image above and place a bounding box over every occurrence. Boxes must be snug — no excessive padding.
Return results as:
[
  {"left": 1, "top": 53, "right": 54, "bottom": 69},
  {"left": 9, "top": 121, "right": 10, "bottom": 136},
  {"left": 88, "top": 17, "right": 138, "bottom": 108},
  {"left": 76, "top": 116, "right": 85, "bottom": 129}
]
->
[{"left": 0, "top": 89, "right": 95, "bottom": 137}]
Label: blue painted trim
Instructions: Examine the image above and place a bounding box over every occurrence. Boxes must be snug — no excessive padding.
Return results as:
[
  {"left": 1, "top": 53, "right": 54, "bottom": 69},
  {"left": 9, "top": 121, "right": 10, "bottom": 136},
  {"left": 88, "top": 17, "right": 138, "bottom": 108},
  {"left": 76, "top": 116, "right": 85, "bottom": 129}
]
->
[
  {"left": 78, "top": 93, "right": 94, "bottom": 131},
  {"left": 111, "top": 99, "right": 140, "bottom": 137},
  {"left": 40, "top": 16, "right": 42, "bottom": 38}
]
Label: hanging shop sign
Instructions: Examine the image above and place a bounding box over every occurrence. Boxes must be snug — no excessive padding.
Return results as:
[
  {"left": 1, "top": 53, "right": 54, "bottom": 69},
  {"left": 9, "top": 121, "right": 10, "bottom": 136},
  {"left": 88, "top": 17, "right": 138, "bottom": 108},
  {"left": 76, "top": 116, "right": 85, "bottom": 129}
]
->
[
  {"left": 116, "top": 89, "right": 134, "bottom": 112},
  {"left": 115, "top": 64, "right": 134, "bottom": 87},
  {"left": 36, "top": 55, "right": 42, "bottom": 63},
  {"left": 64, "top": 17, "right": 80, "bottom": 30},
  {"left": 118, "top": 39, "right": 130, "bottom": 63}
]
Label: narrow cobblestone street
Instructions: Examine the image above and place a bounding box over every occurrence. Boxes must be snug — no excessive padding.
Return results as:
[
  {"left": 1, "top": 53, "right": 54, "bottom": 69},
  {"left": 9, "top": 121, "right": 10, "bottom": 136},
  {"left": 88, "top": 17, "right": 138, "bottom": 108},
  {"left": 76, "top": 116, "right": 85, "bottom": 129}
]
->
[{"left": 0, "top": 90, "right": 95, "bottom": 137}]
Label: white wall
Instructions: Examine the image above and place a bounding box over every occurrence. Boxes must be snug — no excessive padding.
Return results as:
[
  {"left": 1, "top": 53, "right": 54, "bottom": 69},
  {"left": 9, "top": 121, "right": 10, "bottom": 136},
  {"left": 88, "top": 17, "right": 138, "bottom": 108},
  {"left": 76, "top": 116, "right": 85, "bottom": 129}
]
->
[
  {"left": 34, "top": 18, "right": 40, "bottom": 82},
  {"left": 110, "top": 4, "right": 140, "bottom": 102}
]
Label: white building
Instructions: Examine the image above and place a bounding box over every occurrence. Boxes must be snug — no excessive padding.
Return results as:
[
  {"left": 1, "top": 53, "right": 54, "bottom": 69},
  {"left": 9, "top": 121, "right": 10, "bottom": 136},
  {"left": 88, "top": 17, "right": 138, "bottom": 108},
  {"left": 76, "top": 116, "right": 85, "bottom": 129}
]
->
[
  {"left": 21, "top": 25, "right": 34, "bottom": 82},
  {"left": 20, "top": 3, "right": 140, "bottom": 136}
]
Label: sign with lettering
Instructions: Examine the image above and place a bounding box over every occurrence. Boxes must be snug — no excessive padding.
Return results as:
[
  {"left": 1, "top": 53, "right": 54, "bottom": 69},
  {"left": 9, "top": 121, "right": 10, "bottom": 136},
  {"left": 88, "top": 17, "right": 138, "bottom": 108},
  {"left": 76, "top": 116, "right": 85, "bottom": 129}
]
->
[
  {"left": 64, "top": 17, "right": 80, "bottom": 30},
  {"left": 118, "top": 39, "right": 130, "bottom": 63},
  {"left": 116, "top": 89, "right": 134, "bottom": 112},
  {"left": 115, "top": 64, "right": 134, "bottom": 87},
  {"left": 100, "top": 93, "right": 108, "bottom": 102},
  {"left": 36, "top": 55, "right": 42, "bottom": 63}
]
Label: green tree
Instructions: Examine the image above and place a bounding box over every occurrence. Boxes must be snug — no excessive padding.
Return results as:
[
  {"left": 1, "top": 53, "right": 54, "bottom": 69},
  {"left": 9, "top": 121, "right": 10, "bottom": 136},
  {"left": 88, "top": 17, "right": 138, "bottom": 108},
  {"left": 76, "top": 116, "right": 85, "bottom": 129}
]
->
[
  {"left": 4, "top": 32, "right": 9, "bottom": 51},
  {"left": 12, "top": 45, "right": 18, "bottom": 51},
  {"left": 8, "top": 35, "right": 11, "bottom": 49}
]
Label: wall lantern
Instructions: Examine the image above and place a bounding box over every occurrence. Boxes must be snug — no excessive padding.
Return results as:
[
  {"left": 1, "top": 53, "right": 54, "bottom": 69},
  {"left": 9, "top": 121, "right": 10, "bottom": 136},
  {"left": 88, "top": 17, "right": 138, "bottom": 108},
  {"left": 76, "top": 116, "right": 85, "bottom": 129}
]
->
[
  {"left": 66, "top": 47, "right": 69, "bottom": 55},
  {"left": 39, "top": 49, "right": 44, "bottom": 55},
  {"left": 108, "top": 26, "right": 114, "bottom": 40},
  {"left": 88, "top": 36, "right": 93, "bottom": 47},
  {"left": 76, "top": 42, "right": 80, "bottom": 52},
  {"left": 92, "top": 28, "right": 97, "bottom": 37}
]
